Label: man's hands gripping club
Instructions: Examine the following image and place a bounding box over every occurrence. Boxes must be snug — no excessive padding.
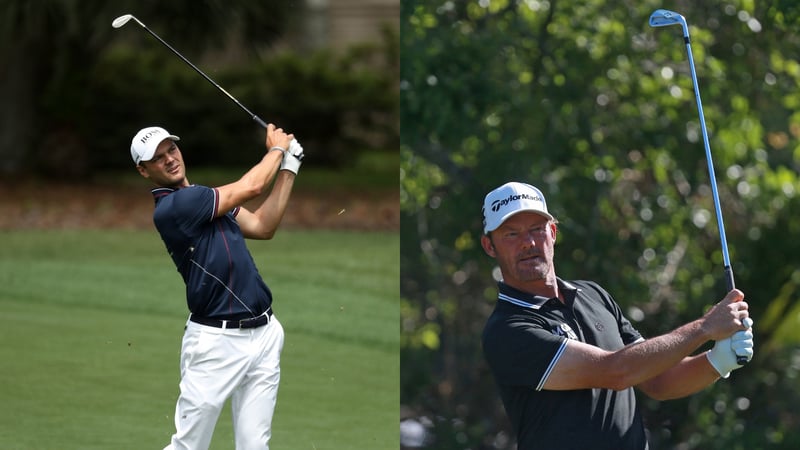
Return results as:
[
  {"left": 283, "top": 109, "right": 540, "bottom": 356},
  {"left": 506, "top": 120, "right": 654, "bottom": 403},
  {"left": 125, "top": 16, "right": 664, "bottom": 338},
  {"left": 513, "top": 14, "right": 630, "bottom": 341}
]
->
[
  {"left": 703, "top": 290, "right": 755, "bottom": 378},
  {"left": 280, "top": 139, "right": 304, "bottom": 175},
  {"left": 264, "top": 124, "right": 304, "bottom": 175},
  {"left": 707, "top": 318, "right": 754, "bottom": 378}
]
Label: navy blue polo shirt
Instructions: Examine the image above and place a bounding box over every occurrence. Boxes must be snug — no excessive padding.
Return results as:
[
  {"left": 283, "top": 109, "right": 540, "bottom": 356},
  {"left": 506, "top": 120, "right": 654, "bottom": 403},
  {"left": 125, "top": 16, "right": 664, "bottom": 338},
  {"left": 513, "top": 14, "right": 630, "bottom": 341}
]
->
[
  {"left": 151, "top": 185, "right": 272, "bottom": 319},
  {"left": 482, "top": 279, "right": 648, "bottom": 450}
]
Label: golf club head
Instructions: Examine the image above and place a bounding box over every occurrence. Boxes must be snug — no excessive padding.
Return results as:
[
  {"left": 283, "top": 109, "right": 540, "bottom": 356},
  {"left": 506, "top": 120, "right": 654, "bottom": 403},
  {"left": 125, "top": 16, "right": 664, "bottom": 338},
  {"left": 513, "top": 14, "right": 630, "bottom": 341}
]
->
[
  {"left": 649, "top": 9, "right": 689, "bottom": 37},
  {"left": 112, "top": 14, "right": 136, "bottom": 29}
]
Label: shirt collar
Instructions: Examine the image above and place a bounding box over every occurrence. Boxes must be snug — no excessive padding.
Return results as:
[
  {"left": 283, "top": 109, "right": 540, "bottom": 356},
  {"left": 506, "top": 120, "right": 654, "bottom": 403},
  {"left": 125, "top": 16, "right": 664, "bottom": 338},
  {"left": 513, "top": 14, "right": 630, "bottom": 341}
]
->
[
  {"left": 151, "top": 184, "right": 196, "bottom": 203},
  {"left": 497, "top": 278, "right": 579, "bottom": 310},
  {"left": 151, "top": 187, "right": 175, "bottom": 204}
]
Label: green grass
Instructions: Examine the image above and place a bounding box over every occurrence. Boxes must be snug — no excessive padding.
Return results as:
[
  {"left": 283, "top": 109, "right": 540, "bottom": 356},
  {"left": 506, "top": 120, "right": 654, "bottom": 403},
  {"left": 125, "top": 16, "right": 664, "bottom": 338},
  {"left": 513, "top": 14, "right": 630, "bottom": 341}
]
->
[{"left": 0, "top": 229, "right": 399, "bottom": 449}]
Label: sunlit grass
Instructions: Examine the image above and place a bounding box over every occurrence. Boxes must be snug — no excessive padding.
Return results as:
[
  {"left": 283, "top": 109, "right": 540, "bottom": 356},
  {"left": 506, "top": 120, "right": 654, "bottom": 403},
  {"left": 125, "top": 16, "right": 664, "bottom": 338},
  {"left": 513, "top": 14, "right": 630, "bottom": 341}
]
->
[{"left": 0, "top": 229, "right": 399, "bottom": 449}]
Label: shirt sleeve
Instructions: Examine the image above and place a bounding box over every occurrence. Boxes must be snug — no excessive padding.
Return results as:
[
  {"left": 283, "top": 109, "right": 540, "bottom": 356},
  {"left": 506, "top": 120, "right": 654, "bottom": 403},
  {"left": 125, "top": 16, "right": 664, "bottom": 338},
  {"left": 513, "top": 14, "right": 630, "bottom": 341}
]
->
[
  {"left": 170, "top": 185, "right": 218, "bottom": 230},
  {"left": 483, "top": 315, "right": 568, "bottom": 391},
  {"left": 620, "top": 313, "right": 644, "bottom": 345}
]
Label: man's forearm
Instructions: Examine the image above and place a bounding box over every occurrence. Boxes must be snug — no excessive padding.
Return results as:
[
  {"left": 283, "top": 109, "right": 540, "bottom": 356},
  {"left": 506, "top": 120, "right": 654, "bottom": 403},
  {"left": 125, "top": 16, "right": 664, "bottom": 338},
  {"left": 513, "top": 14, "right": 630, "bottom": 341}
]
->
[
  {"left": 608, "top": 319, "right": 711, "bottom": 389},
  {"left": 216, "top": 150, "right": 283, "bottom": 216},
  {"left": 244, "top": 170, "right": 295, "bottom": 234},
  {"left": 636, "top": 353, "right": 720, "bottom": 400},
  {"left": 241, "top": 150, "right": 283, "bottom": 195}
]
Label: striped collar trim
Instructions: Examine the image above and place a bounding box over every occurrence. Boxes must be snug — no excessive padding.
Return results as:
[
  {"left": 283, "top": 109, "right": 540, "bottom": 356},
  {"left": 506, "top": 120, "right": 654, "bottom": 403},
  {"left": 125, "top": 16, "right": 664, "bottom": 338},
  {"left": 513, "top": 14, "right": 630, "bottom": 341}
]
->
[
  {"left": 497, "top": 279, "right": 578, "bottom": 310},
  {"left": 151, "top": 187, "right": 175, "bottom": 199},
  {"left": 151, "top": 185, "right": 197, "bottom": 202}
]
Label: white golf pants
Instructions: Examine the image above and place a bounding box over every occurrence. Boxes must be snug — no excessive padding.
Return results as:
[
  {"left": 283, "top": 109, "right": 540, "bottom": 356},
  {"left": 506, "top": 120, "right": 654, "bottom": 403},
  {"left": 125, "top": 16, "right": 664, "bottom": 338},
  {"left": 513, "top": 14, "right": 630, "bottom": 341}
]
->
[{"left": 164, "top": 315, "right": 284, "bottom": 450}]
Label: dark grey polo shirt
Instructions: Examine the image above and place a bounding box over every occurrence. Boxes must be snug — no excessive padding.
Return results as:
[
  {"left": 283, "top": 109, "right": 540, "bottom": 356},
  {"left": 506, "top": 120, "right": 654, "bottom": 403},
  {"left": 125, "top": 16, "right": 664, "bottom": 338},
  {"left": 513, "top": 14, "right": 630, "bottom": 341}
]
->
[{"left": 482, "top": 279, "right": 648, "bottom": 450}]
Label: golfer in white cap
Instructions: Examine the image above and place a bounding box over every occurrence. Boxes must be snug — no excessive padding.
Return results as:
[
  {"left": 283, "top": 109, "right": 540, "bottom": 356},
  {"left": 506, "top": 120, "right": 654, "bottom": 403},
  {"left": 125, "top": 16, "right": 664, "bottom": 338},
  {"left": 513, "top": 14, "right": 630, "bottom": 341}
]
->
[
  {"left": 131, "top": 123, "right": 303, "bottom": 450},
  {"left": 480, "top": 182, "right": 754, "bottom": 450}
]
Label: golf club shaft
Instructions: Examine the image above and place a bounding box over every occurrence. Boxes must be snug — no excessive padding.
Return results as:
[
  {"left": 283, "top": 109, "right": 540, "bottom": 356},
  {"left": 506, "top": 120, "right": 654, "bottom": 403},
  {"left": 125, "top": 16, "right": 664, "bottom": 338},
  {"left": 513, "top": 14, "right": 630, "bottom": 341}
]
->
[
  {"left": 682, "top": 40, "right": 735, "bottom": 293},
  {"left": 132, "top": 18, "right": 268, "bottom": 129},
  {"left": 652, "top": 10, "right": 747, "bottom": 364}
]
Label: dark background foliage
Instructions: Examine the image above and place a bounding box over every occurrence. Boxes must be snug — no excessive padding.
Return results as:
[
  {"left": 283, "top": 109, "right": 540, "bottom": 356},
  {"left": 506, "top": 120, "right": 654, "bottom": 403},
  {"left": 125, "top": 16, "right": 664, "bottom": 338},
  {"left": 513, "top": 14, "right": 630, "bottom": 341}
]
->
[
  {"left": 0, "top": 0, "right": 398, "bottom": 177},
  {"left": 400, "top": 1, "right": 800, "bottom": 448}
]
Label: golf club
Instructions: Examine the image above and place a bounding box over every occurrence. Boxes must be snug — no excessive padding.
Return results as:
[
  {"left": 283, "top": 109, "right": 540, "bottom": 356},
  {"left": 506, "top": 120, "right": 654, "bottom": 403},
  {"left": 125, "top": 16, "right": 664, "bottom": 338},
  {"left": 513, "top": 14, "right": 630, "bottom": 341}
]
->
[
  {"left": 112, "top": 14, "right": 269, "bottom": 130},
  {"left": 650, "top": 9, "right": 748, "bottom": 364}
]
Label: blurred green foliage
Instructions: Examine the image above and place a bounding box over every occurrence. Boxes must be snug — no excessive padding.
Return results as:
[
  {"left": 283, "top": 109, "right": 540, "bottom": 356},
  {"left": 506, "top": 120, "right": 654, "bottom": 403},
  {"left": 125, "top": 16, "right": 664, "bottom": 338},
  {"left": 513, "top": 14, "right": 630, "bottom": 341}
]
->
[
  {"left": 401, "top": 0, "right": 800, "bottom": 448},
  {"left": 0, "top": 0, "right": 398, "bottom": 176},
  {"left": 85, "top": 28, "right": 398, "bottom": 171}
]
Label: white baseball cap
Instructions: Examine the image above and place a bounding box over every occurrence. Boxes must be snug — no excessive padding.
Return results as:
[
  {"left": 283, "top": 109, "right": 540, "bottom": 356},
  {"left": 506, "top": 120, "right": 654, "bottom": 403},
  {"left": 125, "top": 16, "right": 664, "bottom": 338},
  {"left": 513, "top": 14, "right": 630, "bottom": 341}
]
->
[
  {"left": 482, "top": 182, "right": 554, "bottom": 234},
  {"left": 130, "top": 126, "right": 180, "bottom": 165}
]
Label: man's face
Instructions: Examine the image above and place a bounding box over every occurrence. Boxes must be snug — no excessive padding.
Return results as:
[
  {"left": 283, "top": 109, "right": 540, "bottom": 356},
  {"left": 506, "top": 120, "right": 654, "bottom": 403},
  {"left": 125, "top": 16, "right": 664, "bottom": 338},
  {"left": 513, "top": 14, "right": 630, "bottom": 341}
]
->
[
  {"left": 481, "top": 212, "right": 557, "bottom": 286},
  {"left": 136, "top": 139, "right": 187, "bottom": 188}
]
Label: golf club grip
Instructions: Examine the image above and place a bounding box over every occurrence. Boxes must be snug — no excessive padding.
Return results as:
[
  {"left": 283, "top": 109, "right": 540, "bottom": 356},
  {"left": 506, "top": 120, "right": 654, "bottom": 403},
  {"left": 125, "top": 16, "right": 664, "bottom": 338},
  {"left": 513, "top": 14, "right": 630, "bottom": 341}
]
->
[
  {"left": 724, "top": 266, "right": 735, "bottom": 291},
  {"left": 725, "top": 265, "right": 749, "bottom": 365},
  {"left": 253, "top": 116, "right": 268, "bottom": 129}
]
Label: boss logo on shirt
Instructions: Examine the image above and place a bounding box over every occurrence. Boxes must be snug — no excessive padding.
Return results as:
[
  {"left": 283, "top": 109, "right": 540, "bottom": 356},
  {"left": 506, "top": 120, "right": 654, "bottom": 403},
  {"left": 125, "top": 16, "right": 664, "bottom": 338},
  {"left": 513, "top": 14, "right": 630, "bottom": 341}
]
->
[{"left": 552, "top": 322, "right": 578, "bottom": 340}]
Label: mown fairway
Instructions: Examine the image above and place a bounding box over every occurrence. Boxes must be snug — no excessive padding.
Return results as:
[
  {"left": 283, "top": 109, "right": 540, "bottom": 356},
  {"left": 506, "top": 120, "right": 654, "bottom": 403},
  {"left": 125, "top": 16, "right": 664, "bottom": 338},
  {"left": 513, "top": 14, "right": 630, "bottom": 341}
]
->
[{"left": 0, "top": 229, "right": 398, "bottom": 449}]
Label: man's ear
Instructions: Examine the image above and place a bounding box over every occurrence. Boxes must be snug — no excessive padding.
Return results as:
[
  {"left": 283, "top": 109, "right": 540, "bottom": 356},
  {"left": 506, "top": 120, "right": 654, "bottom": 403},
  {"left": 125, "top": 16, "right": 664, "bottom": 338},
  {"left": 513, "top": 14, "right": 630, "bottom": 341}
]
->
[
  {"left": 481, "top": 234, "right": 496, "bottom": 258},
  {"left": 136, "top": 164, "right": 150, "bottom": 179},
  {"left": 550, "top": 222, "right": 558, "bottom": 243}
]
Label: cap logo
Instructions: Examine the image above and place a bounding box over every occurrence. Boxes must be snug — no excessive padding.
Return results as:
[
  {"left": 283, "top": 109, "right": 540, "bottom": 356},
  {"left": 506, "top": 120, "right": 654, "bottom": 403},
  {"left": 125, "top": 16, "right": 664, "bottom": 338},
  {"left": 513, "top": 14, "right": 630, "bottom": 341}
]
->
[
  {"left": 491, "top": 193, "right": 542, "bottom": 212},
  {"left": 139, "top": 129, "right": 163, "bottom": 145}
]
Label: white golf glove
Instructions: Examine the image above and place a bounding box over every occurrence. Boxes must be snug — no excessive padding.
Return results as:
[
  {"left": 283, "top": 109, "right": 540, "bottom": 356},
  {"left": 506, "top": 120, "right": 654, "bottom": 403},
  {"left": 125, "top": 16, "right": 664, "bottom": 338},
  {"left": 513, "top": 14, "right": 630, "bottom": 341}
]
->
[
  {"left": 706, "top": 318, "right": 754, "bottom": 378},
  {"left": 280, "top": 138, "right": 304, "bottom": 175}
]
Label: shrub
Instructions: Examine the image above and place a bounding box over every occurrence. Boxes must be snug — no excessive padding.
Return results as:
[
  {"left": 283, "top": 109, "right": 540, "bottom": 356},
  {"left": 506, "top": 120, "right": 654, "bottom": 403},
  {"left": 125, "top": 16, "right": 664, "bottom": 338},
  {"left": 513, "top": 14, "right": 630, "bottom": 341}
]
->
[{"left": 69, "top": 28, "right": 398, "bottom": 173}]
